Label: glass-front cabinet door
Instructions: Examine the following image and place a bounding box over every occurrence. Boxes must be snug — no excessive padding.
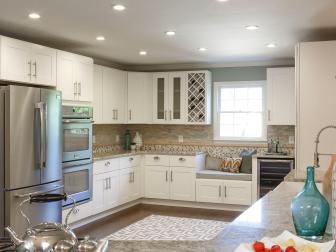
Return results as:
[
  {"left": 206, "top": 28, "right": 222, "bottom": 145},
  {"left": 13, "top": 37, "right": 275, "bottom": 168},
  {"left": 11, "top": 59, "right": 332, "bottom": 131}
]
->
[
  {"left": 153, "top": 73, "right": 169, "bottom": 123},
  {"left": 168, "top": 72, "right": 186, "bottom": 124}
]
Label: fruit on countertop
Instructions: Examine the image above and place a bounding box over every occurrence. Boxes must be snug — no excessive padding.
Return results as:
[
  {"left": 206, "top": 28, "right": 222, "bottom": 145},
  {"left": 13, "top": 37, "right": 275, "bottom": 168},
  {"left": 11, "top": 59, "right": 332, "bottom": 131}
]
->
[
  {"left": 252, "top": 240, "right": 321, "bottom": 252},
  {"left": 271, "top": 245, "right": 282, "bottom": 252},
  {"left": 253, "top": 241, "right": 265, "bottom": 252},
  {"left": 285, "top": 246, "right": 297, "bottom": 252}
]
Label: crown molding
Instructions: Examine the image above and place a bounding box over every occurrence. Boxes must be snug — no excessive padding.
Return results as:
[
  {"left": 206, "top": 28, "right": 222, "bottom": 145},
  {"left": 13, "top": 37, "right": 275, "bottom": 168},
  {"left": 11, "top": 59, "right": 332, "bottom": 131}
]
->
[{"left": 124, "top": 58, "right": 295, "bottom": 72}]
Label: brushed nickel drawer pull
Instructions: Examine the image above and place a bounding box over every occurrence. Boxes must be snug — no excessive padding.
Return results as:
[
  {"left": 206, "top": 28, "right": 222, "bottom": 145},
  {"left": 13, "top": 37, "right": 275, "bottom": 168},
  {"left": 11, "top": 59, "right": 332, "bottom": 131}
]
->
[
  {"left": 154, "top": 156, "right": 160, "bottom": 160},
  {"left": 219, "top": 186, "right": 222, "bottom": 197},
  {"left": 179, "top": 157, "right": 186, "bottom": 161}
]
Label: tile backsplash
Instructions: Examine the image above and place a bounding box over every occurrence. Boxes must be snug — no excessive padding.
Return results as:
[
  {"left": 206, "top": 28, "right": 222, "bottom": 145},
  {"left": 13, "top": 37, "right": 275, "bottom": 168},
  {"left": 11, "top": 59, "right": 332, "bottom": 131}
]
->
[{"left": 93, "top": 124, "right": 295, "bottom": 147}]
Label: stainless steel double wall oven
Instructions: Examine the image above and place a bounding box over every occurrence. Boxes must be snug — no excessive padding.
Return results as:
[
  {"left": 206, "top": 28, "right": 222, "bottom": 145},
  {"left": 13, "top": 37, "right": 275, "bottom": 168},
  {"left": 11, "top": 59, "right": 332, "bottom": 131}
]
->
[{"left": 62, "top": 106, "right": 93, "bottom": 207}]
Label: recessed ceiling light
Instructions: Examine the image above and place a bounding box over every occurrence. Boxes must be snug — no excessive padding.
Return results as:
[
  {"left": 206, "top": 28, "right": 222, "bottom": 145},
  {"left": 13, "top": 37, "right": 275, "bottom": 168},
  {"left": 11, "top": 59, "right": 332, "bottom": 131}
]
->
[
  {"left": 28, "top": 13, "right": 41, "bottom": 19},
  {"left": 217, "top": 0, "right": 229, "bottom": 2},
  {"left": 96, "top": 36, "right": 105, "bottom": 41},
  {"left": 139, "top": 51, "right": 147, "bottom": 55},
  {"left": 113, "top": 4, "right": 126, "bottom": 11},
  {"left": 198, "top": 47, "right": 208, "bottom": 52},
  {"left": 165, "top": 31, "right": 176, "bottom": 36},
  {"left": 266, "top": 43, "right": 277, "bottom": 48},
  {"left": 245, "top": 25, "right": 259, "bottom": 31}
]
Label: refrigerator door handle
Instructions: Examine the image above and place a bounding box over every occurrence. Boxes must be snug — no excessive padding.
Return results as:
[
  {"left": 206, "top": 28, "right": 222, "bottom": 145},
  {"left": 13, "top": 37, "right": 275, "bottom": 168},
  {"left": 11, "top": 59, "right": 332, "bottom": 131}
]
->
[
  {"left": 35, "top": 102, "right": 47, "bottom": 169},
  {"left": 14, "top": 185, "right": 64, "bottom": 198}
]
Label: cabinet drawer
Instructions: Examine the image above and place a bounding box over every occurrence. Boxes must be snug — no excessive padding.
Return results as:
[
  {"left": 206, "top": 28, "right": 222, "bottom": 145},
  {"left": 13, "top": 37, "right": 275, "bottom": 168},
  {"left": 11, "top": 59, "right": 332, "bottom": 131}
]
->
[
  {"left": 93, "top": 158, "right": 119, "bottom": 175},
  {"left": 145, "top": 155, "right": 169, "bottom": 166},
  {"left": 119, "top": 155, "right": 141, "bottom": 169},
  {"left": 62, "top": 201, "right": 92, "bottom": 224},
  {"left": 169, "top": 156, "right": 195, "bottom": 168}
]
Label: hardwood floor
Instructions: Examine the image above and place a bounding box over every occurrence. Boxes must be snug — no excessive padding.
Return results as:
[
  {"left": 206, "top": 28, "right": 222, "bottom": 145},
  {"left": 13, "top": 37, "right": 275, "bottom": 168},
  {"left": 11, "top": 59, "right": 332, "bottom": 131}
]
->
[{"left": 75, "top": 204, "right": 241, "bottom": 239}]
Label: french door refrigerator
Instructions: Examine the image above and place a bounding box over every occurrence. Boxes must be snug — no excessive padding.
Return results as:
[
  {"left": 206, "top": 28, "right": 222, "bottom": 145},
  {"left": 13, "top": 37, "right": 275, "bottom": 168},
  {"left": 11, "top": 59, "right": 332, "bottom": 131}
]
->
[{"left": 0, "top": 85, "right": 63, "bottom": 236}]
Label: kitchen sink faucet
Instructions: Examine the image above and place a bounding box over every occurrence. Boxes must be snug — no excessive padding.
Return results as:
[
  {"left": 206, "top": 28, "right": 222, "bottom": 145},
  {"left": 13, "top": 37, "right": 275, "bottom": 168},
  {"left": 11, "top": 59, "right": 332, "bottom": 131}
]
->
[{"left": 314, "top": 125, "right": 336, "bottom": 168}]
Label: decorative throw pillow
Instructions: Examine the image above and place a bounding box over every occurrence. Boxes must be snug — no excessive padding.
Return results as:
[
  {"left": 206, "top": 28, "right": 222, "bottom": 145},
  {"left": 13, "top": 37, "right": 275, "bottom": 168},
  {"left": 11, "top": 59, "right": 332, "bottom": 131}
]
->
[
  {"left": 205, "top": 156, "right": 222, "bottom": 171},
  {"left": 220, "top": 157, "right": 242, "bottom": 173},
  {"left": 239, "top": 149, "right": 257, "bottom": 174}
]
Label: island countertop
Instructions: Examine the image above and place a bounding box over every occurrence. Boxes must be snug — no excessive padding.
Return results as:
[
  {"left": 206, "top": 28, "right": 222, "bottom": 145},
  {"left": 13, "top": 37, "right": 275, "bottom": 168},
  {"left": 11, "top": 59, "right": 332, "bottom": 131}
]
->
[{"left": 107, "top": 182, "right": 334, "bottom": 251}]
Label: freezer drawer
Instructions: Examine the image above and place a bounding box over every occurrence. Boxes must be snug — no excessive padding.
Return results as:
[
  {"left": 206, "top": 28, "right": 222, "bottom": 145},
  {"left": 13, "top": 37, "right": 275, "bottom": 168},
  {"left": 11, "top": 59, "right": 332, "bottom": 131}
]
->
[{"left": 2, "top": 181, "right": 63, "bottom": 236}]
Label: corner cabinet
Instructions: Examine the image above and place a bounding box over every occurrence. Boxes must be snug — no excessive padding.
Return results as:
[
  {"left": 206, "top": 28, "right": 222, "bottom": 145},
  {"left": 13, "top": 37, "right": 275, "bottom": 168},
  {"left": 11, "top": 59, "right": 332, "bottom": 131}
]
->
[
  {"left": 267, "top": 67, "right": 295, "bottom": 125},
  {"left": 56, "top": 50, "right": 93, "bottom": 102},
  {"left": 0, "top": 36, "right": 56, "bottom": 86}
]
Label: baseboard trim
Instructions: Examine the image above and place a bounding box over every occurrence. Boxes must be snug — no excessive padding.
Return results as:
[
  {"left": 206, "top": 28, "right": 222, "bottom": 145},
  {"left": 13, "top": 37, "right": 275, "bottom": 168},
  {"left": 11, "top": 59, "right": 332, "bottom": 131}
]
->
[{"left": 68, "top": 197, "right": 249, "bottom": 229}]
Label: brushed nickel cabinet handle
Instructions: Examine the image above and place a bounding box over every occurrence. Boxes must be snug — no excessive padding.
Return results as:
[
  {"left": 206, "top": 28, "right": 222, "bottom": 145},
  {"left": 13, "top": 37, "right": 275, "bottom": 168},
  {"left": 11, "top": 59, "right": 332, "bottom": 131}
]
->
[
  {"left": 154, "top": 156, "right": 160, "bottom": 160},
  {"left": 32, "top": 62, "right": 37, "bottom": 77},
  {"left": 169, "top": 110, "right": 172, "bottom": 120},
  {"left": 224, "top": 186, "right": 227, "bottom": 198},
  {"left": 219, "top": 186, "right": 222, "bottom": 197},
  {"left": 28, "top": 61, "right": 32, "bottom": 77},
  {"left": 105, "top": 161, "right": 110, "bottom": 167},
  {"left": 116, "top": 109, "right": 118, "bottom": 120},
  {"left": 179, "top": 157, "right": 186, "bottom": 161},
  {"left": 164, "top": 110, "right": 167, "bottom": 120},
  {"left": 78, "top": 82, "right": 81, "bottom": 96},
  {"left": 268, "top": 110, "right": 271, "bottom": 121},
  {"left": 74, "top": 82, "right": 77, "bottom": 96},
  {"left": 166, "top": 170, "right": 168, "bottom": 182},
  {"left": 171, "top": 171, "right": 173, "bottom": 182},
  {"left": 129, "top": 172, "right": 132, "bottom": 183},
  {"left": 129, "top": 157, "right": 134, "bottom": 161},
  {"left": 132, "top": 172, "right": 135, "bottom": 183},
  {"left": 129, "top": 110, "right": 132, "bottom": 121}
]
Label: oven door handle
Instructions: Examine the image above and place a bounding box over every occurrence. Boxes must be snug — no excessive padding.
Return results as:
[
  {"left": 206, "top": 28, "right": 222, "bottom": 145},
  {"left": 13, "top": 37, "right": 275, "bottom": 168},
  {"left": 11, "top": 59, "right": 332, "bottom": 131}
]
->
[
  {"left": 62, "top": 119, "right": 94, "bottom": 123},
  {"left": 258, "top": 159, "right": 294, "bottom": 163}
]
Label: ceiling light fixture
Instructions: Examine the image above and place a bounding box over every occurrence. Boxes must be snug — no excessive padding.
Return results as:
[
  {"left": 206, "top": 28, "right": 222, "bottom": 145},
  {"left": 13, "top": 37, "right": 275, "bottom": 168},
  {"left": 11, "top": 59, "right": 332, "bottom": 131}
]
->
[
  {"left": 266, "top": 43, "right": 277, "bottom": 48},
  {"left": 165, "top": 31, "right": 176, "bottom": 36},
  {"left": 245, "top": 25, "right": 259, "bottom": 31},
  {"left": 113, "top": 4, "right": 126, "bottom": 11},
  {"left": 96, "top": 36, "right": 105, "bottom": 41},
  {"left": 139, "top": 51, "right": 147, "bottom": 55},
  {"left": 198, "top": 47, "right": 208, "bottom": 52},
  {"left": 28, "top": 13, "right": 41, "bottom": 19},
  {"left": 217, "top": 0, "right": 229, "bottom": 2}
]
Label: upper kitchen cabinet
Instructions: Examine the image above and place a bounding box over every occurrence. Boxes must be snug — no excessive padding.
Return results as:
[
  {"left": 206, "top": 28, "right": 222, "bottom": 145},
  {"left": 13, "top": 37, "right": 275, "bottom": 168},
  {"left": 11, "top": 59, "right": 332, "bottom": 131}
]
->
[
  {"left": 127, "top": 72, "right": 153, "bottom": 124},
  {"left": 102, "top": 66, "right": 127, "bottom": 124},
  {"left": 186, "top": 71, "right": 212, "bottom": 124},
  {"left": 267, "top": 67, "right": 295, "bottom": 125},
  {"left": 296, "top": 41, "right": 336, "bottom": 178},
  {"left": 0, "top": 36, "right": 56, "bottom": 86},
  {"left": 93, "top": 65, "right": 103, "bottom": 123},
  {"left": 56, "top": 50, "right": 93, "bottom": 102},
  {"left": 153, "top": 72, "right": 186, "bottom": 124}
]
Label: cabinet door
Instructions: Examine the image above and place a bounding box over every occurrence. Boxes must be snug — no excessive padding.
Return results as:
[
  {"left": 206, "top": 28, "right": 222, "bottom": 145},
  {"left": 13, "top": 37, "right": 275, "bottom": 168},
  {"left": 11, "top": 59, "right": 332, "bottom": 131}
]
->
[
  {"left": 104, "top": 170, "right": 120, "bottom": 210},
  {"left": 223, "top": 180, "right": 252, "bottom": 205},
  {"left": 0, "top": 36, "right": 31, "bottom": 83},
  {"left": 31, "top": 44, "right": 56, "bottom": 86},
  {"left": 119, "top": 168, "right": 132, "bottom": 204},
  {"left": 129, "top": 167, "right": 141, "bottom": 201},
  {"left": 168, "top": 72, "right": 186, "bottom": 124},
  {"left": 153, "top": 73, "right": 169, "bottom": 123},
  {"left": 170, "top": 167, "right": 195, "bottom": 201},
  {"left": 93, "top": 65, "right": 103, "bottom": 123},
  {"left": 267, "top": 68, "right": 295, "bottom": 125},
  {"left": 127, "top": 72, "right": 153, "bottom": 124},
  {"left": 196, "top": 179, "right": 223, "bottom": 203},
  {"left": 145, "top": 166, "right": 170, "bottom": 199},
  {"left": 56, "top": 51, "right": 76, "bottom": 101},
  {"left": 102, "top": 67, "right": 127, "bottom": 124},
  {"left": 76, "top": 56, "right": 93, "bottom": 102},
  {"left": 91, "top": 173, "right": 106, "bottom": 215}
]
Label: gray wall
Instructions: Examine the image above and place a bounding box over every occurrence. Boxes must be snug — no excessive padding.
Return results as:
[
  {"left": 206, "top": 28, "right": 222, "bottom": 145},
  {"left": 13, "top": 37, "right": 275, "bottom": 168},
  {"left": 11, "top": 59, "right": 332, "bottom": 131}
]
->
[{"left": 210, "top": 66, "right": 267, "bottom": 82}]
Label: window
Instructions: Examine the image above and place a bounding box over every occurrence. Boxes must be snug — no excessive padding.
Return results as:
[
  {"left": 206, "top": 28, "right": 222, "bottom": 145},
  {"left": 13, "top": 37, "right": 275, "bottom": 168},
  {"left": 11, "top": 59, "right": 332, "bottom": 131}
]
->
[{"left": 214, "top": 81, "right": 266, "bottom": 141}]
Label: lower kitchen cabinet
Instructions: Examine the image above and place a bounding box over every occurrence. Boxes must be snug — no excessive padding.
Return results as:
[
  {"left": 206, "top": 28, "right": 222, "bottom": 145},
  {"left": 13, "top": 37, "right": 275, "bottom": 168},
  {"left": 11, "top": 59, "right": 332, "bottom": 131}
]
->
[
  {"left": 145, "top": 165, "right": 196, "bottom": 201},
  {"left": 62, "top": 200, "right": 92, "bottom": 224},
  {"left": 196, "top": 179, "right": 252, "bottom": 205},
  {"left": 91, "top": 170, "right": 120, "bottom": 215},
  {"left": 145, "top": 166, "right": 170, "bottom": 199},
  {"left": 119, "top": 167, "right": 141, "bottom": 204},
  {"left": 170, "top": 167, "right": 195, "bottom": 201}
]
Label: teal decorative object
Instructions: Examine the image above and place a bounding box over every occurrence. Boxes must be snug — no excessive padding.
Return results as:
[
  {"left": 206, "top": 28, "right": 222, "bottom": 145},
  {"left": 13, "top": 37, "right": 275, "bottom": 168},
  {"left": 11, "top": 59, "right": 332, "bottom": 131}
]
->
[
  {"left": 291, "top": 166, "right": 329, "bottom": 240},
  {"left": 123, "top": 130, "right": 131, "bottom": 150}
]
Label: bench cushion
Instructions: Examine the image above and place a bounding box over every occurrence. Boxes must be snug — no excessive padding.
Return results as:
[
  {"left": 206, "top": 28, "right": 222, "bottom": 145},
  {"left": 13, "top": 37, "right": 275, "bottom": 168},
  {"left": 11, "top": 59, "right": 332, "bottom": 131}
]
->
[{"left": 196, "top": 169, "right": 252, "bottom": 181}]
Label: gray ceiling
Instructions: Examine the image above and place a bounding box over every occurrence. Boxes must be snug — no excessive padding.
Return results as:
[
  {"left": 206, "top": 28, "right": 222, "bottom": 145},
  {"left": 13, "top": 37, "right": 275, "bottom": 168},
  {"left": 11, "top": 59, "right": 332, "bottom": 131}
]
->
[{"left": 0, "top": 0, "right": 335, "bottom": 68}]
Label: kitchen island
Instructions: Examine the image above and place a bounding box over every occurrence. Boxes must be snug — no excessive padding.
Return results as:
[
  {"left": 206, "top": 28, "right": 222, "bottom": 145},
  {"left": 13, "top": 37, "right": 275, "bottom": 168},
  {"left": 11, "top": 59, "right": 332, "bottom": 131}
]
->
[{"left": 107, "top": 181, "right": 334, "bottom": 252}]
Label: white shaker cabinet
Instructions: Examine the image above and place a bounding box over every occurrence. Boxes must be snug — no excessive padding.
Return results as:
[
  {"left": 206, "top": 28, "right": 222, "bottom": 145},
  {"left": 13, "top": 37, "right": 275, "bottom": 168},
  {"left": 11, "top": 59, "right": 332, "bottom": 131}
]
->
[
  {"left": 170, "top": 167, "right": 195, "bottom": 201},
  {"left": 296, "top": 41, "right": 336, "bottom": 178},
  {"left": 57, "top": 50, "right": 93, "bottom": 102},
  {"left": 93, "top": 65, "right": 103, "bottom": 123},
  {"left": 145, "top": 166, "right": 170, "bottom": 199},
  {"left": 0, "top": 36, "right": 56, "bottom": 86},
  {"left": 153, "top": 73, "right": 169, "bottom": 123},
  {"left": 127, "top": 72, "right": 153, "bottom": 124},
  {"left": 119, "top": 167, "right": 141, "bottom": 204},
  {"left": 102, "top": 67, "right": 127, "bottom": 124},
  {"left": 267, "top": 67, "right": 295, "bottom": 125}
]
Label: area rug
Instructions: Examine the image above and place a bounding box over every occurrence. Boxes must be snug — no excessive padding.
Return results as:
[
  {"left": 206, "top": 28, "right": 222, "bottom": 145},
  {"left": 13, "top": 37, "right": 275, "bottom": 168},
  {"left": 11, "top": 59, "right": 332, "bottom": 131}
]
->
[{"left": 106, "top": 215, "right": 228, "bottom": 241}]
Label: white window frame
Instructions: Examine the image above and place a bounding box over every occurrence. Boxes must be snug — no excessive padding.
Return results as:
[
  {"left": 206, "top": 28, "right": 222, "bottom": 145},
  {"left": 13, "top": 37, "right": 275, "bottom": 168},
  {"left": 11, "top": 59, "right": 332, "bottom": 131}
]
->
[{"left": 213, "top": 81, "right": 267, "bottom": 142}]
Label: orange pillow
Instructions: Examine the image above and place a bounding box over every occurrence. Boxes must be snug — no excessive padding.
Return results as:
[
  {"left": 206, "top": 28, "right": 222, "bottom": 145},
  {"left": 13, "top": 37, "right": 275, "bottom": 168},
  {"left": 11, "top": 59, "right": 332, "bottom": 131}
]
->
[{"left": 220, "top": 157, "right": 242, "bottom": 173}]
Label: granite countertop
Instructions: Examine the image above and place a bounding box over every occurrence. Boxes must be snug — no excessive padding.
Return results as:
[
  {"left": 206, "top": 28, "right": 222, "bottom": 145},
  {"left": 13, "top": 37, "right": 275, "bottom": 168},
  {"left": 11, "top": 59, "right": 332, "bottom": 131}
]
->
[
  {"left": 93, "top": 151, "right": 204, "bottom": 161},
  {"left": 107, "top": 182, "right": 334, "bottom": 252}
]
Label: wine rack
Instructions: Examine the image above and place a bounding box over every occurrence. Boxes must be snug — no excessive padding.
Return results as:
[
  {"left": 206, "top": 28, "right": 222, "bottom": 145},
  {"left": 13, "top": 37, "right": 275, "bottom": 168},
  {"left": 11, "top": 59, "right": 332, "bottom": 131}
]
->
[{"left": 187, "top": 72, "right": 207, "bottom": 123}]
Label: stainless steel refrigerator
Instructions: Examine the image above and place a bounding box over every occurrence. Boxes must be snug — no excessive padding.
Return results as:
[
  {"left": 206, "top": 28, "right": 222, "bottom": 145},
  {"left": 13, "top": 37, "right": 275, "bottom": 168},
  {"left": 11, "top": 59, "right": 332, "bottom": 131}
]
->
[{"left": 0, "top": 85, "right": 63, "bottom": 236}]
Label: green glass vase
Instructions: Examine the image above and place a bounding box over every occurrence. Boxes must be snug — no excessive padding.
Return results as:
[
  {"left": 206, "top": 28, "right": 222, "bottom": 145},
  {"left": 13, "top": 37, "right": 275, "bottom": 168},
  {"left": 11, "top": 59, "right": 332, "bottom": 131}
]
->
[{"left": 291, "top": 166, "right": 329, "bottom": 240}]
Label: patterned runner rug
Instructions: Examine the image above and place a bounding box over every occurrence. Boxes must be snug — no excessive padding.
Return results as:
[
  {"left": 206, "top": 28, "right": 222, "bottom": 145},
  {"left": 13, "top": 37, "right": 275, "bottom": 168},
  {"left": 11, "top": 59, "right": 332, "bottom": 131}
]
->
[{"left": 106, "top": 215, "right": 228, "bottom": 241}]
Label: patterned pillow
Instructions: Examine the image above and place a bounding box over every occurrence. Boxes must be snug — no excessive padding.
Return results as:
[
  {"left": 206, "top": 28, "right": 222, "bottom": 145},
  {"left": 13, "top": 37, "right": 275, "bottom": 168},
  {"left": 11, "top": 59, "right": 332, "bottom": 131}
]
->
[{"left": 220, "top": 157, "right": 242, "bottom": 173}]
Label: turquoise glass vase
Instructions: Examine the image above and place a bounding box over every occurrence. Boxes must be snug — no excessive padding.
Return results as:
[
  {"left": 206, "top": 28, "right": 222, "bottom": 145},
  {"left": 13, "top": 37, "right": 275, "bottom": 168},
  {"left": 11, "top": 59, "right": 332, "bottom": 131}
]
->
[{"left": 291, "top": 166, "right": 329, "bottom": 240}]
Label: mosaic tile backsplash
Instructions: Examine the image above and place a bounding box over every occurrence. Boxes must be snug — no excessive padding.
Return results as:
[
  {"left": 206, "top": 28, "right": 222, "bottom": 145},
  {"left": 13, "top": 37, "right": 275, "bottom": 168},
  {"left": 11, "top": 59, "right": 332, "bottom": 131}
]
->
[{"left": 93, "top": 124, "right": 295, "bottom": 157}]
